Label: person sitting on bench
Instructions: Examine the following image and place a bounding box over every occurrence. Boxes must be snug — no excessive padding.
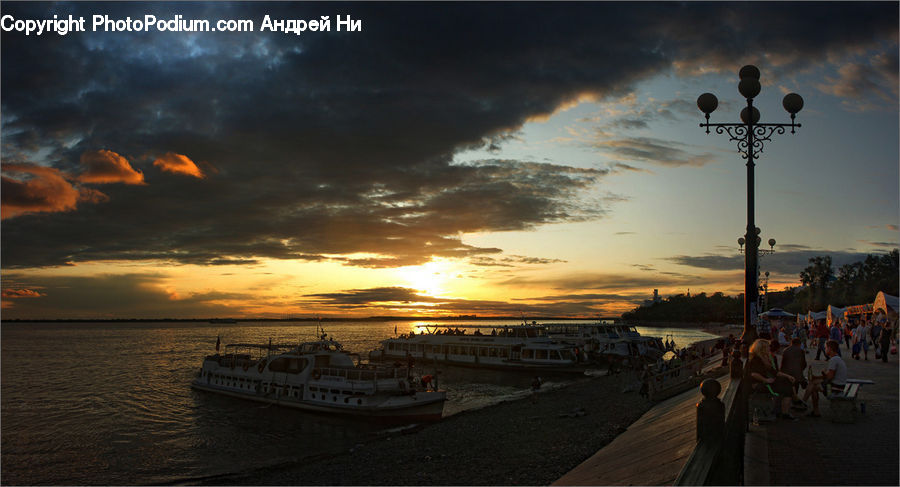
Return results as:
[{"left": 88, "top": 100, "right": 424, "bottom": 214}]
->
[
  {"left": 746, "top": 338, "right": 798, "bottom": 420},
  {"left": 802, "top": 339, "right": 847, "bottom": 417}
]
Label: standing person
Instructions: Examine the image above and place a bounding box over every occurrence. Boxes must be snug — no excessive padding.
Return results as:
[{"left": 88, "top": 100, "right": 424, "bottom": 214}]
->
[
  {"left": 879, "top": 320, "right": 893, "bottom": 363},
  {"left": 778, "top": 327, "right": 790, "bottom": 348},
  {"left": 780, "top": 337, "right": 808, "bottom": 408},
  {"left": 871, "top": 320, "right": 883, "bottom": 358},
  {"left": 858, "top": 320, "right": 871, "bottom": 360},
  {"left": 815, "top": 320, "right": 829, "bottom": 360},
  {"left": 802, "top": 340, "right": 848, "bottom": 417},
  {"left": 843, "top": 321, "right": 853, "bottom": 351},
  {"left": 746, "top": 339, "right": 798, "bottom": 420},
  {"left": 799, "top": 324, "right": 809, "bottom": 351},
  {"left": 829, "top": 322, "right": 843, "bottom": 357}
]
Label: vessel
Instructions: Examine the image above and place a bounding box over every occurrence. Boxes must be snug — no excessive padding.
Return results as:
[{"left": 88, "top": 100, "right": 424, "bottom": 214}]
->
[
  {"left": 191, "top": 335, "right": 446, "bottom": 421},
  {"left": 542, "top": 321, "right": 665, "bottom": 362},
  {"left": 368, "top": 324, "right": 580, "bottom": 370}
]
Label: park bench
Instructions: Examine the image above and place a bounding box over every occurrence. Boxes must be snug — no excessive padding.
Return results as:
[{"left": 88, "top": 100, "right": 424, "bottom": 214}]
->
[
  {"left": 749, "top": 387, "right": 779, "bottom": 423},
  {"left": 828, "top": 379, "right": 874, "bottom": 423}
]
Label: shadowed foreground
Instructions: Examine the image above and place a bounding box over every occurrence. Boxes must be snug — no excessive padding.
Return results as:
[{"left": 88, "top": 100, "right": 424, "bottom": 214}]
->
[{"left": 199, "top": 372, "right": 651, "bottom": 485}]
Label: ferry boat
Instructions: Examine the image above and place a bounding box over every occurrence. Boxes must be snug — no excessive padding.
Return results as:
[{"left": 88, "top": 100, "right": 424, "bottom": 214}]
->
[
  {"left": 191, "top": 336, "right": 446, "bottom": 421},
  {"left": 368, "top": 324, "right": 580, "bottom": 371},
  {"left": 542, "top": 322, "right": 665, "bottom": 361}
]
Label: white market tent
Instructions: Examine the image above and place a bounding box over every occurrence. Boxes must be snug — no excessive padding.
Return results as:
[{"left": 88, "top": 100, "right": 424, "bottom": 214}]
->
[
  {"left": 810, "top": 311, "right": 827, "bottom": 321},
  {"left": 826, "top": 305, "right": 846, "bottom": 326}
]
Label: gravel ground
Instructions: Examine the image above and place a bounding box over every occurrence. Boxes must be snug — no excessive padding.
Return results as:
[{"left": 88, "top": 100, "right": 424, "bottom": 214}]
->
[{"left": 208, "top": 371, "right": 653, "bottom": 486}]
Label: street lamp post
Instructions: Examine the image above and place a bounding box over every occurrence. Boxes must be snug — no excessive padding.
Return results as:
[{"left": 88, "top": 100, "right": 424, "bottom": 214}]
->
[{"left": 697, "top": 65, "right": 803, "bottom": 344}]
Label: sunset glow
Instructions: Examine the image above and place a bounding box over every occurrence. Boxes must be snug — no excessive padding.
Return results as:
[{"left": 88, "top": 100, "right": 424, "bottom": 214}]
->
[{"left": 2, "top": 2, "right": 897, "bottom": 320}]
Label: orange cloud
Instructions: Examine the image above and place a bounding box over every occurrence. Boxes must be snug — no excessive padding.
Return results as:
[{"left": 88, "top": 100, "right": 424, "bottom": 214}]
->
[
  {"left": 153, "top": 152, "right": 205, "bottom": 178},
  {"left": 1, "top": 288, "right": 45, "bottom": 298},
  {"left": 1, "top": 163, "right": 108, "bottom": 220},
  {"left": 79, "top": 149, "right": 145, "bottom": 185}
]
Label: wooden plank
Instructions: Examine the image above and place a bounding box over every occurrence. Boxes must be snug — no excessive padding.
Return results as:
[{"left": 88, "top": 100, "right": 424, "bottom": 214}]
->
[{"left": 555, "top": 375, "right": 732, "bottom": 486}]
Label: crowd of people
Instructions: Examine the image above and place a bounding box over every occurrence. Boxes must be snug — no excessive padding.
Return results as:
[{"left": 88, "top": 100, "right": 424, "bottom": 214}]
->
[{"left": 722, "top": 314, "right": 897, "bottom": 421}]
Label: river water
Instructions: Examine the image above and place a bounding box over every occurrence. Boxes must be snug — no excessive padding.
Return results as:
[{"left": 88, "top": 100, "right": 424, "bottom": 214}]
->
[{"left": 0, "top": 320, "right": 716, "bottom": 485}]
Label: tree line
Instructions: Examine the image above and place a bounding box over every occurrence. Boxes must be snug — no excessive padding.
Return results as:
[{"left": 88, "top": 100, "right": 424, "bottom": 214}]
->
[{"left": 622, "top": 249, "right": 899, "bottom": 323}]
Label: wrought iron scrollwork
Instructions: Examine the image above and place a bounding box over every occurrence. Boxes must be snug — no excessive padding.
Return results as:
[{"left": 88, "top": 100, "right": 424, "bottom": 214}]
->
[{"left": 700, "top": 122, "right": 798, "bottom": 159}]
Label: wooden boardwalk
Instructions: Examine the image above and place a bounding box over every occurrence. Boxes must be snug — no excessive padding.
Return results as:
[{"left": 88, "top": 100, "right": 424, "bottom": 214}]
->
[{"left": 555, "top": 368, "right": 729, "bottom": 486}]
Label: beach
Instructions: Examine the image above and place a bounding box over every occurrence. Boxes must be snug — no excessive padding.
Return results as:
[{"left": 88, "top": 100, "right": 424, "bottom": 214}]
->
[{"left": 204, "top": 371, "right": 653, "bottom": 485}]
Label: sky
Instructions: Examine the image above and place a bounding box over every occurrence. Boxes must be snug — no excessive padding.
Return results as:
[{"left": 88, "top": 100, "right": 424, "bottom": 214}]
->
[{"left": 1, "top": 1, "right": 898, "bottom": 320}]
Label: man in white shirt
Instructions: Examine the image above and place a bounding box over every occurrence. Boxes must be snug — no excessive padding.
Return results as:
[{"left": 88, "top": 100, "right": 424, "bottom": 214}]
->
[{"left": 802, "top": 340, "right": 848, "bottom": 417}]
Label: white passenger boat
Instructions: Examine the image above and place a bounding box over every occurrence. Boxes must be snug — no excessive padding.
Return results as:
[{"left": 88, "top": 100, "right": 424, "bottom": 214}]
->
[
  {"left": 542, "top": 322, "right": 665, "bottom": 361},
  {"left": 191, "top": 336, "right": 446, "bottom": 421},
  {"left": 368, "top": 324, "right": 580, "bottom": 371}
]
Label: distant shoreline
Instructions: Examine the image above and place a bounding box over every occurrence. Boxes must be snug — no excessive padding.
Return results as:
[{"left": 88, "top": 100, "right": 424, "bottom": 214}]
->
[{"left": 1, "top": 317, "right": 735, "bottom": 327}]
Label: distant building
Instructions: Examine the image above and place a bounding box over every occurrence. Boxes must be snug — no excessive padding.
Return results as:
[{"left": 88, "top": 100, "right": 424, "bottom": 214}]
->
[{"left": 642, "top": 289, "right": 662, "bottom": 307}]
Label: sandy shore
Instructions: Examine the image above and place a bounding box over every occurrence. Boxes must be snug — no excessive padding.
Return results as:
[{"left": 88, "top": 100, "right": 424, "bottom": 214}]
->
[{"left": 206, "top": 371, "right": 654, "bottom": 486}]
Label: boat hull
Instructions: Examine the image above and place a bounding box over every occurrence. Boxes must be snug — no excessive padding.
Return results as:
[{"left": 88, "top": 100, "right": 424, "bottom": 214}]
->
[
  {"left": 190, "top": 380, "right": 445, "bottom": 422},
  {"left": 369, "top": 350, "right": 588, "bottom": 374}
]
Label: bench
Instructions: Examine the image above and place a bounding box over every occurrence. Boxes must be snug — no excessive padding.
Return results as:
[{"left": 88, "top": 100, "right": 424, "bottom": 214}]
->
[
  {"left": 828, "top": 379, "right": 874, "bottom": 423},
  {"left": 749, "top": 388, "right": 778, "bottom": 423}
]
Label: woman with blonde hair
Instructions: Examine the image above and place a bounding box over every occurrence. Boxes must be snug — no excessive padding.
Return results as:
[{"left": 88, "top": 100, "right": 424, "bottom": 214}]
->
[{"left": 746, "top": 338, "right": 798, "bottom": 420}]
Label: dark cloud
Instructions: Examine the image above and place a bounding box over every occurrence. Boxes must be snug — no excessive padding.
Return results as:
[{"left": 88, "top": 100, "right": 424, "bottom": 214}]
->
[
  {"left": 595, "top": 137, "right": 717, "bottom": 167},
  {"left": 665, "top": 248, "right": 895, "bottom": 276},
  {"left": 501, "top": 272, "right": 701, "bottom": 291},
  {"left": 0, "top": 272, "right": 255, "bottom": 319},
  {"left": 469, "top": 255, "right": 566, "bottom": 267},
  {"left": 2, "top": 1, "right": 896, "bottom": 271},
  {"left": 858, "top": 240, "right": 900, "bottom": 249},
  {"left": 301, "top": 286, "right": 628, "bottom": 316},
  {"left": 608, "top": 163, "right": 648, "bottom": 174},
  {"left": 1, "top": 163, "right": 108, "bottom": 219}
]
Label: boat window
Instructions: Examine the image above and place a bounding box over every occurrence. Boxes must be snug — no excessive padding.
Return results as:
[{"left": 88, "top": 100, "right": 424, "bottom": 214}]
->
[
  {"left": 489, "top": 348, "right": 498, "bottom": 357},
  {"left": 479, "top": 347, "right": 489, "bottom": 357},
  {"left": 314, "top": 355, "right": 330, "bottom": 367},
  {"left": 417, "top": 344, "right": 424, "bottom": 352},
  {"left": 560, "top": 350, "right": 574, "bottom": 361},
  {"left": 442, "top": 345, "right": 449, "bottom": 354},
  {"left": 287, "top": 358, "right": 301, "bottom": 373},
  {"left": 268, "top": 357, "right": 289, "bottom": 372},
  {"left": 499, "top": 348, "right": 508, "bottom": 358},
  {"left": 523, "top": 349, "right": 534, "bottom": 359},
  {"left": 330, "top": 389, "right": 340, "bottom": 394},
  {"left": 401, "top": 343, "right": 409, "bottom": 351},
  {"left": 536, "top": 349, "right": 548, "bottom": 360}
]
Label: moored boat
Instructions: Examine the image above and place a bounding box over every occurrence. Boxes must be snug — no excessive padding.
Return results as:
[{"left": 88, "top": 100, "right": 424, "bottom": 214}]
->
[
  {"left": 542, "top": 321, "right": 665, "bottom": 362},
  {"left": 191, "top": 335, "right": 446, "bottom": 421},
  {"left": 368, "top": 324, "right": 580, "bottom": 371}
]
